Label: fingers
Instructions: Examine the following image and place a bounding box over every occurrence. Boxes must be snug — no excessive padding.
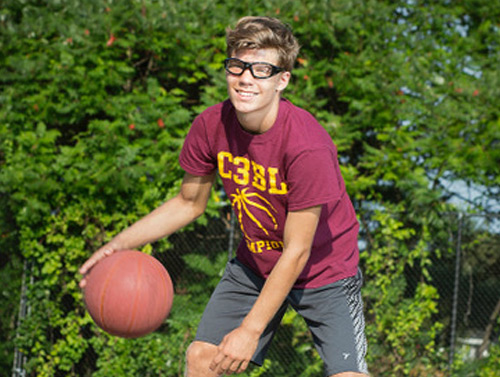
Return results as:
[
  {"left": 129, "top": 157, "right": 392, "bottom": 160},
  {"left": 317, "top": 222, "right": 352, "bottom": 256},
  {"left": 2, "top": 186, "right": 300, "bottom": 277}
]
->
[
  {"left": 224, "top": 359, "right": 242, "bottom": 375},
  {"left": 229, "top": 360, "right": 249, "bottom": 375},
  {"left": 78, "top": 247, "right": 115, "bottom": 288},
  {"left": 209, "top": 349, "right": 224, "bottom": 373},
  {"left": 209, "top": 348, "right": 249, "bottom": 375},
  {"left": 236, "top": 361, "right": 249, "bottom": 375},
  {"left": 210, "top": 357, "right": 246, "bottom": 376},
  {"left": 209, "top": 327, "right": 258, "bottom": 375},
  {"left": 79, "top": 247, "right": 114, "bottom": 275}
]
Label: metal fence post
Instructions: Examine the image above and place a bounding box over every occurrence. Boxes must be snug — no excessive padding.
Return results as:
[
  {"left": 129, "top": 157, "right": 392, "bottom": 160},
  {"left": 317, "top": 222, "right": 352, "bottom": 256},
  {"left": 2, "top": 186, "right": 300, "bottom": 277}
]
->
[
  {"left": 12, "top": 260, "right": 30, "bottom": 377},
  {"left": 449, "top": 213, "right": 463, "bottom": 371}
]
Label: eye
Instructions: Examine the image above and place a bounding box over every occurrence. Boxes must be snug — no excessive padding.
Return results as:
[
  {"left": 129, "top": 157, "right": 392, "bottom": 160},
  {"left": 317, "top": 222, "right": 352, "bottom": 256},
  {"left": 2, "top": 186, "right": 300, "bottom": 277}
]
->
[
  {"left": 228, "top": 60, "right": 244, "bottom": 70},
  {"left": 253, "top": 64, "right": 272, "bottom": 75}
]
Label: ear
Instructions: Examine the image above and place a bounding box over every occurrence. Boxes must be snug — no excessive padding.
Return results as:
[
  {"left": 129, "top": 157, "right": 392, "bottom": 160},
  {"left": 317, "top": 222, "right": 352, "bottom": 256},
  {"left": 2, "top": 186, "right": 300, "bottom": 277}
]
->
[{"left": 276, "top": 71, "right": 291, "bottom": 91}]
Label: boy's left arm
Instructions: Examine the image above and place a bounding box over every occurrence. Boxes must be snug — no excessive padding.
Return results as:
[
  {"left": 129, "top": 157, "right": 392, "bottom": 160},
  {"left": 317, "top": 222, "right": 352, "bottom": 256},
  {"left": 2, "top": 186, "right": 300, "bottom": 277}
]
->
[{"left": 210, "top": 205, "right": 322, "bottom": 375}]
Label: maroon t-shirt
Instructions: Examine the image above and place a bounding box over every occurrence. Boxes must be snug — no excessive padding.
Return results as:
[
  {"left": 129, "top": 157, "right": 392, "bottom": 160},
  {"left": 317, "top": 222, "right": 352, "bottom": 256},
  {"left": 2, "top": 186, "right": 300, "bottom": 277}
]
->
[{"left": 179, "top": 98, "right": 359, "bottom": 288}]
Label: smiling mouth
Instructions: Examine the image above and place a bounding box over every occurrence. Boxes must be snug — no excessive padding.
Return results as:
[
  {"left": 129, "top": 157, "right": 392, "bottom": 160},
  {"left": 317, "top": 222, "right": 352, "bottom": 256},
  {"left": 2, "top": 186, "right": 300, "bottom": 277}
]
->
[{"left": 236, "top": 89, "right": 257, "bottom": 98}]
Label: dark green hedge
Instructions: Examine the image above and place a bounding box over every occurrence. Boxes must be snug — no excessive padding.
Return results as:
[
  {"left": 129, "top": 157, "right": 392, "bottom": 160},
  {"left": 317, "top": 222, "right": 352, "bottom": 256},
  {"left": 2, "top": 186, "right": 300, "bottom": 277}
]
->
[{"left": 1, "top": 1, "right": 499, "bottom": 376}]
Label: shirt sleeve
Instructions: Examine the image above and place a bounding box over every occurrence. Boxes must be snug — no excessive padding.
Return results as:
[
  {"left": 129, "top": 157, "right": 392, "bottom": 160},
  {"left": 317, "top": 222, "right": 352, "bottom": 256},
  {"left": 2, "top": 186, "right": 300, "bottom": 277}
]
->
[
  {"left": 179, "top": 115, "right": 217, "bottom": 176},
  {"left": 286, "top": 147, "right": 344, "bottom": 211}
]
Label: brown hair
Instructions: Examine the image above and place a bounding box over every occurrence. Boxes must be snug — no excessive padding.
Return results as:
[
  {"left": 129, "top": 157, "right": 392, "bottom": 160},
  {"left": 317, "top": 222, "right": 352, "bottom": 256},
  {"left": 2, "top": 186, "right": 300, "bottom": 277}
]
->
[{"left": 226, "top": 16, "right": 300, "bottom": 72}]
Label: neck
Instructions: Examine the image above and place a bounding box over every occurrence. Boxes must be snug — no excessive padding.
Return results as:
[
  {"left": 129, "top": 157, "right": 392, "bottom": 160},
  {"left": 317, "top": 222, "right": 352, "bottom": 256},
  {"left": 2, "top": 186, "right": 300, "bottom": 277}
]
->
[{"left": 236, "top": 98, "right": 280, "bottom": 134}]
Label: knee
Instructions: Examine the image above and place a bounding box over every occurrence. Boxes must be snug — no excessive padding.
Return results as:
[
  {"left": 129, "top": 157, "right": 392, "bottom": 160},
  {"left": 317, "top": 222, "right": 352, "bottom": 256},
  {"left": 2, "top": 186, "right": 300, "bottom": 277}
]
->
[
  {"left": 185, "top": 341, "right": 217, "bottom": 374},
  {"left": 185, "top": 341, "right": 205, "bottom": 365}
]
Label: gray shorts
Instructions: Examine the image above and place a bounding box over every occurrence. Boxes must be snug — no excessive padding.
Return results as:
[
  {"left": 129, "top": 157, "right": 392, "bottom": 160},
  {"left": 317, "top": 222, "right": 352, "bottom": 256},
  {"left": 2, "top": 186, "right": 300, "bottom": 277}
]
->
[{"left": 195, "top": 258, "right": 369, "bottom": 376}]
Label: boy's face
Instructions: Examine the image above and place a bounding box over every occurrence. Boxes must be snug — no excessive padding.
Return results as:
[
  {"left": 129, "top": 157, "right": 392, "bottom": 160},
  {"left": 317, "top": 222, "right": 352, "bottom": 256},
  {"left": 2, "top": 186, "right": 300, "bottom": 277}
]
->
[{"left": 226, "top": 48, "right": 290, "bottom": 133}]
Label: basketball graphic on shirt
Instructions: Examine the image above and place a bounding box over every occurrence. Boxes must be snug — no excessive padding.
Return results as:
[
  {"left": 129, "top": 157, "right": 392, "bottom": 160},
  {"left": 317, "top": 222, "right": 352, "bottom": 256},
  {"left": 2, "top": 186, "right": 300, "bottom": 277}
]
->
[{"left": 231, "top": 187, "right": 278, "bottom": 240}]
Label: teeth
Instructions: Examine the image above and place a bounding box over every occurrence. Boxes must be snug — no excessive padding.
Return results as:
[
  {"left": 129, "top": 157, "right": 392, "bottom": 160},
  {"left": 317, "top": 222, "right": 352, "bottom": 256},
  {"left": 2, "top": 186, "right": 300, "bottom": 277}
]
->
[{"left": 238, "top": 90, "right": 256, "bottom": 97}]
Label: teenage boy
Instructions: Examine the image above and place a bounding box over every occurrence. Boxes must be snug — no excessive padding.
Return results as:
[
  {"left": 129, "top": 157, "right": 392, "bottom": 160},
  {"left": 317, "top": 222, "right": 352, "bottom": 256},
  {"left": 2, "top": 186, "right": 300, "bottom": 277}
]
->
[{"left": 80, "top": 16, "right": 369, "bottom": 377}]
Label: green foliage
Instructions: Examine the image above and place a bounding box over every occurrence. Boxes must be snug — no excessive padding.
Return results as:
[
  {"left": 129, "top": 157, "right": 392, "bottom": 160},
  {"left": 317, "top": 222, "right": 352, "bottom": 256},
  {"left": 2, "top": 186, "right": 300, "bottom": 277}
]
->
[
  {"left": 1, "top": 0, "right": 499, "bottom": 376},
  {"left": 479, "top": 338, "right": 500, "bottom": 377},
  {"left": 362, "top": 209, "right": 447, "bottom": 376}
]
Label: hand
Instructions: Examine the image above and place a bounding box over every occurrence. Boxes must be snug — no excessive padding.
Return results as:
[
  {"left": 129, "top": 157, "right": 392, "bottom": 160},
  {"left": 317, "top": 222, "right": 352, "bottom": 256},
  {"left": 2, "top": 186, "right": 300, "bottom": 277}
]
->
[
  {"left": 209, "top": 325, "right": 260, "bottom": 375},
  {"left": 78, "top": 245, "right": 116, "bottom": 288}
]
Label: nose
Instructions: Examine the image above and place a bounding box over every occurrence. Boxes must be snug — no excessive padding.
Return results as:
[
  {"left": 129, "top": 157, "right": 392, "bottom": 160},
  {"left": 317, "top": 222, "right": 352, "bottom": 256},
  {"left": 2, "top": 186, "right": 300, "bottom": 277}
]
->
[{"left": 238, "top": 67, "right": 255, "bottom": 82}]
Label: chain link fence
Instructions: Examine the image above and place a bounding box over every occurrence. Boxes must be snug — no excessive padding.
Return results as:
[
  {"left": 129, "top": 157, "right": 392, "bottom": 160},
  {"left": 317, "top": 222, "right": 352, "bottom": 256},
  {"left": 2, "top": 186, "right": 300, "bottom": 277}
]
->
[
  {"left": 12, "top": 210, "right": 499, "bottom": 376},
  {"left": 165, "top": 210, "right": 500, "bottom": 375},
  {"left": 155, "top": 210, "right": 500, "bottom": 375},
  {"left": 430, "top": 214, "right": 500, "bottom": 367}
]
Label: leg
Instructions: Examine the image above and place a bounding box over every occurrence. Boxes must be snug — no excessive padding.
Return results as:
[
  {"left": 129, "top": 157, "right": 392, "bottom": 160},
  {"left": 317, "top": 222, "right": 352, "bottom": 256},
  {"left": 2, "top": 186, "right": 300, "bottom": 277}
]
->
[
  {"left": 290, "top": 269, "right": 369, "bottom": 376},
  {"left": 185, "top": 341, "right": 219, "bottom": 377},
  {"left": 189, "top": 259, "right": 287, "bottom": 373}
]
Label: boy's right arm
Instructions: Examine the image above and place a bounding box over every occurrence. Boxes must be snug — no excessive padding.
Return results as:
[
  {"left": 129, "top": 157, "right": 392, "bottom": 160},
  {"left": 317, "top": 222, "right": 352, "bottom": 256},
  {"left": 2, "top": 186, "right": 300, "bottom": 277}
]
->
[{"left": 79, "top": 172, "right": 215, "bottom": 287}]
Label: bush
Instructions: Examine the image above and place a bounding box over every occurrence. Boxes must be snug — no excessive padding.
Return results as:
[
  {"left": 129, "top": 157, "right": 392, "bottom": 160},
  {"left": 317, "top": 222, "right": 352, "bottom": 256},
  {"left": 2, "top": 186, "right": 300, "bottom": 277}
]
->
[{"left": 1, "top": 1, "right": 499, "bottom": 376}]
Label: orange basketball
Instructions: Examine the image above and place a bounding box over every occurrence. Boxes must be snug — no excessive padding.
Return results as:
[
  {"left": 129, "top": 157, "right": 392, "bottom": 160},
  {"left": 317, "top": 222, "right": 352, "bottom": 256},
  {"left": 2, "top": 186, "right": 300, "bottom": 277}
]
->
[{"left": 83, "top": 250, "right": 174, "bottom": 338}]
